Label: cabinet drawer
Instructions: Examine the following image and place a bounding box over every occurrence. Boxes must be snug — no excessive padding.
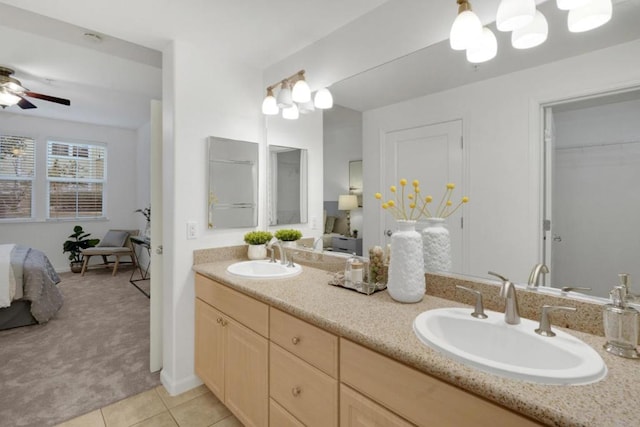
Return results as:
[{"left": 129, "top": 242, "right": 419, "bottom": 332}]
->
[
  {"left": 340, "top": 384, "right": 413, "bottom": 427},
  {"left": 270, "top": 399, "right": 304, "bottom": 427},
  {"left": 270, "top": 343, "right": 338, "bottom": 427},
  {"left": 270, "top": 308, "right": 338, "bottom": 378},
  {"left": 340, "top": 339, "right": 543, "bottom": 427},
  {"left": 195, "top": 273, "right": 268, "bottom": 337}
]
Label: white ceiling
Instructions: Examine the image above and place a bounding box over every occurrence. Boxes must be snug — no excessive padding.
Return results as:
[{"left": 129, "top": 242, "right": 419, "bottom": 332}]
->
[{"left": 0, "top": 0, "right": 389, "bottom": 129}]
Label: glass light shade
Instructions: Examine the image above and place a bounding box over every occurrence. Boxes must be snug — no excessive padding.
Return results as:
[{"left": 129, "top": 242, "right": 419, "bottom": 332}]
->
[
  {"left": 298, "top": 99, "right": 315, "bottom": 114},
  {"left": 291, "top": 79, "right": 311, "bottom": 103},
  {"left": 568, "top": 0, "right": 612, "bottom": 33},
  {"left": 0, "top": 89, "right": 20, "bottom": 106},
  {"left": 261, "top": 95, "right": 279, "bottom": 115},
  {"left": 282, "top": 104, "right": 299, "bottom": 120},
  {"left": 496, "top": 0, "right": 536, "bottom": 32},
  {"left": 512, "top": 10, "right": 548, "bottom": 49},
  {"left": 466, "top": 27, "right": 498, "bottom": 64},
  {"left": 276, "top": 84, "right": 293, "bottom": 108},
  {"left": 314, "top": 88, "right": 333, "bottom": 109},
  {"left": 449, "top": 10, "right": 483, "bottom": 51},
  {"left": 556, "top": 0, "right": 590, "bottom": 10}
]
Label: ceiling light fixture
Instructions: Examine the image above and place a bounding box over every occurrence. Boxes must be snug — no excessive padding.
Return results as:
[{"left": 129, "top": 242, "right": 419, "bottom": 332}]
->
[
  {"left": 262, "top": 70, "right": 332, "bottom": 120},
  {"left": 449, "top": 0, "right": 483, "bottom": 51},
  {"left": 449, "top": 0, "right": 614, "bottom": 63}
]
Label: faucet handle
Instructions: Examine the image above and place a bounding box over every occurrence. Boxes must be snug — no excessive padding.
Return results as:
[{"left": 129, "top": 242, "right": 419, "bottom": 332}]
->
[
  {"left": 535, "top": 305, "right": 577, "bottom": 337},
  {"left": 456, "top": 285, "right": 488, "bottom": 319},
  {"left": 560, "top": 286, "right": 591, "bottom": 293},
  {"left": 488, "top": 271, "right": 509, "bottom": 282},
  {"left": 287, "top": 254, "right": 295, "bottom": 268}
]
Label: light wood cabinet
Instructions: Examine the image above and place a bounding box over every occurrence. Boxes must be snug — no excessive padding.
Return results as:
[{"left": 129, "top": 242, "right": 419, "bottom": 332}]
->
[
  {"left": 270, "top": 399, "right": 305, "bottom": 427},
  {"left": 340, "top": 384, "right": 413, "bottom": 427},
  {"left": 195, "top": 274, "right": 268, "bottom": 427}
]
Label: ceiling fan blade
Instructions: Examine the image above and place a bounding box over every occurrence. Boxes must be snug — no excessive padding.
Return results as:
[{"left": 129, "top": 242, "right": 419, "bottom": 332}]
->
[
  {"left": 25, "top": 91, "right": 71, "bottom": 106},
  {"left": 17, "top": 96, "right": 37, "bottom": 109}
]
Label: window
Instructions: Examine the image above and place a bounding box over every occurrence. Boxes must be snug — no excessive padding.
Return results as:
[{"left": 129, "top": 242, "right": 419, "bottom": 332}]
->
[
  {"left": 47, "top": 140, "right": 106, "bottom": 219},
  {"left": 0, "top": 135, "right": 35, "bottom": 219}
]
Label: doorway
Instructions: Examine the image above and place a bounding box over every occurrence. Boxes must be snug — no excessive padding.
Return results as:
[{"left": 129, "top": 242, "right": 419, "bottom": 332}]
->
[{"left": 543, "top": 89, "right": 640, "bottom": 297}]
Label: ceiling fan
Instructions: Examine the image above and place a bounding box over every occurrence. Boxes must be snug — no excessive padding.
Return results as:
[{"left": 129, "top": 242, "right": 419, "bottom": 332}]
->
[{"left": 0, "top": 66, "right": 71, "bottom": 109}]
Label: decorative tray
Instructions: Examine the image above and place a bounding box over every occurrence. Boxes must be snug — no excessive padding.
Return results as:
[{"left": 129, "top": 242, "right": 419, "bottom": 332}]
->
[{"left": 327, "top": 272, "right": 387, "bottom": 295}]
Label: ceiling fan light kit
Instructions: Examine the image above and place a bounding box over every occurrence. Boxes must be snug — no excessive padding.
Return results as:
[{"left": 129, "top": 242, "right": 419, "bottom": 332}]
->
[
  {"left": 262, "top": 69, "right": 332, "bottom": 120},
  {"left": 450, "top": 0, "right": 613, "bottom": 63},
  {"left": 0, "top": 66, "right": 71, "bottom": 109}
]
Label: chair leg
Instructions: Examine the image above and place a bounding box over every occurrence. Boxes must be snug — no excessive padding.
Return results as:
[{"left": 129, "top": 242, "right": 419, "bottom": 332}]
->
[
  {"left": 113, "top": 256, "right": 120, "bottom": 276},
  {"left": 81, "top": 256, "right": 90, "bottom": 276}
]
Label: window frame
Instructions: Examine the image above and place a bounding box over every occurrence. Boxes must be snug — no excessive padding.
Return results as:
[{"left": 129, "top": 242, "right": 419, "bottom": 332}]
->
[{"left": 0, "top": 134, "right": 36, "bottom": 221}]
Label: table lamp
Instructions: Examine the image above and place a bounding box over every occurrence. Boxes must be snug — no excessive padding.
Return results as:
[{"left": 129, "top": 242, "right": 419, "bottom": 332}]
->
[{"left": 338, "top": 194, "right": 358, "bottom": 237}]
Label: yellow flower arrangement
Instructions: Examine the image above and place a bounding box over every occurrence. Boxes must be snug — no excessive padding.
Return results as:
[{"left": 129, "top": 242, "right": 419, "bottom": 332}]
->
[{"left": 374, "top": 178, "right": 468, "bottom": 220}]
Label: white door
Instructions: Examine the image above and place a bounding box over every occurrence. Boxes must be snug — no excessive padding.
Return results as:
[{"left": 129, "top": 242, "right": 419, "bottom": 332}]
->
[
  {"left": 382, "top": 120, "right": 464, "bottom": 272},
  {"left": 150, "top": 100, "right": 163, "bottom": 372}
]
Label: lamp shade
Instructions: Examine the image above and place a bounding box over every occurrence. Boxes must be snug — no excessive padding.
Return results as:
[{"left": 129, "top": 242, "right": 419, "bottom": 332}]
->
[
  {"left": 568, "top": 0, "right": 612, "bottom": 33},
  {"left": 496, "top": 0, "right": 536, "bottom": 32},
  {"left": 466, "top": 27, "right": 498, "bottom": 63},
  {"left": 338, "top": 194, "right": 358, "bottom": 211},
  {"left": 0, "top": 89, "right": 20, "bottom": 107},
  {"left": 276, "top": 83, "right": 293, "bottom": 108},
  {"left": 292, "top": 79, "right": 311, "bottom": 103},
  {"left": 512, "top": 10, "right": 548, "bottom": 49},
  {"left": 298, "top": 99, "right": 315, "bottom": 114},
  {"left": 282, "top": 104, "right": 299, "bottom": 120},
  {"left": 449, "top": 10, "right": 483, "bottom": 51},
  {"left": 261, "top": 94, "right": 279, "bottom": 115},
  {"left": 314, "top": 88, "right": 333, "bottom": 109}
]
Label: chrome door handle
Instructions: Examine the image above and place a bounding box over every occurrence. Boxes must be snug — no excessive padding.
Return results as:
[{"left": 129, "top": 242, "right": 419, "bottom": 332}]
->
[
  {"left": 553, "top": 235, "right": 562, "bottom": 242},
  {"left": 385, "top": 229, "right": 393, "bottom": 237},
  {"left": 155, "top": 245, "right": 163, "bottom": 254}
]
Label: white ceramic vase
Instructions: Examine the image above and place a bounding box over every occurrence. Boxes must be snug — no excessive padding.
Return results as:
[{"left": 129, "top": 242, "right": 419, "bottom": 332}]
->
[
  {"left": 422, "top": 218, "right": 452, "bottom": 273},
  {"left": 247, "top": 244, "right": 267, "bottom": 260},
  {"left": 387, "top": 220, "right": 425, "bottom": 303}
]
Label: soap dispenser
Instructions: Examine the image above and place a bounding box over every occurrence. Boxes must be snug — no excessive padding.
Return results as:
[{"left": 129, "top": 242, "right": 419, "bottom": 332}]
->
[
  {"left": 602, "top": 278, "right": 640, "bottom": 359},
  {"left": 344, "top": 254, "right": 363, "bottom": 287}
]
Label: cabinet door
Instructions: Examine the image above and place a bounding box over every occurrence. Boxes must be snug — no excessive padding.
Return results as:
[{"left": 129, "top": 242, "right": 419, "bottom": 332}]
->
[
  {"left": 225, "top": 318, "right": 269, "bottom": 427},
  {"left": 194, "top": 299, "right": 225, "bottom": 400},
  {"left": 340, "top": 384, "right": 413, "bottom": 427}
]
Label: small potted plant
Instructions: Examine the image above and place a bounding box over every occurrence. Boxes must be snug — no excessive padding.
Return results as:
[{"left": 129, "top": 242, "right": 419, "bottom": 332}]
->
[
  {"left": 63, "top": 225, "right": 100, "bottom": 273},
  {"left": 274, "top": 229, "right": 303, "bottom": 247},
  {"left": 243, "top": 230, "right": 273, "bottom": 260}
]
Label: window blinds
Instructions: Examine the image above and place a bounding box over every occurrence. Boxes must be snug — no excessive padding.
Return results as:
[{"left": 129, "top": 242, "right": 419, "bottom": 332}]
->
[{"left": 0, "top": 135, "right": 35, "bottom": 219}]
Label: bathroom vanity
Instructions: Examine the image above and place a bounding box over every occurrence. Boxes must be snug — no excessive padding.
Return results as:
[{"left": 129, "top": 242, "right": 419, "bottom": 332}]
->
[{"left": 193, "top": 251, "right": 640, "bottom": 427}]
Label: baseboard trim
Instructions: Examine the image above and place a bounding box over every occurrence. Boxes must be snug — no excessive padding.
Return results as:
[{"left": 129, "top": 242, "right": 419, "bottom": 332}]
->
[{"left": 160, "top": 370, "right": 203, "bottom": 396}]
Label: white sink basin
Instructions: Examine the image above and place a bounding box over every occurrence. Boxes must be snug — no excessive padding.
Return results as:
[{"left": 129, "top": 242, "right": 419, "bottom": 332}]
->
[
  {"left": 226, "top": 260, "right": 302, "bottom": 279},
  {"left": 413, "top": 307, "right": 607, "bottom": 385}
]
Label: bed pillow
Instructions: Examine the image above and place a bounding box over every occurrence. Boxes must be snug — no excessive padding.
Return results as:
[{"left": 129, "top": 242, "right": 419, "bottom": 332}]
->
[
  {"left": 324, "top": 216, "right": 336, "bottom": 234},
  {"left": 98, "top": 230, "right": 130, "bottom": 247}
]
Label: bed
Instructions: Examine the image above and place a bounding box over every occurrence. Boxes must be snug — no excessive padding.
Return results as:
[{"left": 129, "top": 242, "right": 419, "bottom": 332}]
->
[{"left": 0, "top": 244, "right": 63, "bottom": 330}]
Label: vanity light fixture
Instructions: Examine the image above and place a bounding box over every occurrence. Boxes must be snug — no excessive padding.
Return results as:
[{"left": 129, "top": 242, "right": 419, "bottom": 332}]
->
[
  {"left": 449, "top": 0, "right": 613, "bottom": 63},
  {"left": 262, "top": 70, "right": 332, "bottom": 119}
]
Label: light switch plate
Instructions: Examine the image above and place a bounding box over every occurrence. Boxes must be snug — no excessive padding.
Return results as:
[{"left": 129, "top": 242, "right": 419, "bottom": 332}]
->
[{"left": 187, "top": 221, "right": 197, "bottom": 239}]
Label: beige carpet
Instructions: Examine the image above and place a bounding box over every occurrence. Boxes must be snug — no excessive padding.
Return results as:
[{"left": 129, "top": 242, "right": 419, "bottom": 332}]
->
[{"left": 0, "top": 268, "right": 160, "bottom": 427}]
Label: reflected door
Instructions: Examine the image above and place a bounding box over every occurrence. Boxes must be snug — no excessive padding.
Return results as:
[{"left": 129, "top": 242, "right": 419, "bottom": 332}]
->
[{"left": 382, "top": 120, "right": 464, "bottom": 272}]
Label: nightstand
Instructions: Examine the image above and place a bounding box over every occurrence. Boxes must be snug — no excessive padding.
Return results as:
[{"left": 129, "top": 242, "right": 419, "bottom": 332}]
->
[{"left": 331, "top": 236, "right": 363, "bottom": 256}]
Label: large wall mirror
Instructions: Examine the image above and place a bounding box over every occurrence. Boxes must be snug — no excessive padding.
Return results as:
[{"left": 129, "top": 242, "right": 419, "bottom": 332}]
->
[
  {"left": 208, "top": 136, "right": 258, "bottom": 229},
  {"left": 268, "top": 145, "right": 308, "bottom": 226}
]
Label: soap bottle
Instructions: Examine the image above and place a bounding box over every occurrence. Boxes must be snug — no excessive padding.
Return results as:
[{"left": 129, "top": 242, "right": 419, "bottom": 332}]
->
[
  {"left": 344, "top": 254, "right": 364, "bottom": 287},
  {"left": 602, "top": 280, "right": 640, "bottom": 359}
]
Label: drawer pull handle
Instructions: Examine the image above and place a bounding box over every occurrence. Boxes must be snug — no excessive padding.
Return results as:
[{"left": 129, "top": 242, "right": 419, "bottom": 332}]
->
[
  {"left": 291, "top": 336, "right": 301, "bottom": 345},
  {"left": 291, "top": 386, "right": 301, "bottom": 397},
  {"left": 216, "top": 317, "right": 227, "bottom": 326},
  {"left": 216, "top": 317, "right": 222, "bottom": 324}
]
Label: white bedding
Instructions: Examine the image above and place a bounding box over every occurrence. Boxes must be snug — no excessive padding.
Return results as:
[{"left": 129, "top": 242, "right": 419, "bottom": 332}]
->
[{"left": 0, "top": 244, "right": 17, "bottom": 308}]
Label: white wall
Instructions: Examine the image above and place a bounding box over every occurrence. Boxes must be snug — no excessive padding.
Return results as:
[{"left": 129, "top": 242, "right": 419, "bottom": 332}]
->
[
  {"left": 363, "top": 39, "right": 640, "bottom": 284},
  {"left": 0, "top": 114, "right": 140, "bottom": 271},
  {"left": 160, "top": 40, "right": 264, "bottom": 395}
]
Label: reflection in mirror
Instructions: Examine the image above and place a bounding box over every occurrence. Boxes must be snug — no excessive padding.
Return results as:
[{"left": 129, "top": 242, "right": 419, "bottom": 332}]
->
[
  {"left": 208, "top": 136, "right": 258, "bottom": 229},
  {"left": 268, "top": 145, "right": 308, "bottom": 226},
  {"left": 349, "top": 160, "right": 363, "bottom": 207}
]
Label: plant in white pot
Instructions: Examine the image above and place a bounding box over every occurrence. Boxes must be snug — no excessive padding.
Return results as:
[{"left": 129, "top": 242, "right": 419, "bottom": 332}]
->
[
  {"left": 243, "top": 231, "right": 273, "bottom": 260},
  {"left": 274, "top": 229, "right": 302, "bottom": 247}
]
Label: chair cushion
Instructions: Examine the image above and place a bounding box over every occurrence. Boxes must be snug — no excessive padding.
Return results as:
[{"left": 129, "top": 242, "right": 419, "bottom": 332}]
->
[
  {"left": 83, "top": 247, "right": 132, "bottom": 255},
  {"left": 98, "top": 230, "right": 130, "bottom": 247}
]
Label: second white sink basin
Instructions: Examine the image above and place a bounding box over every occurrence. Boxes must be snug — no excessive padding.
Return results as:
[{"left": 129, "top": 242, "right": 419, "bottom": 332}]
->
[
  {"left": 413, "top": 307, "right": 607, "bottom": 385},
  {"left": 227, "top": 260, "right": 302, "bottom": 279}
]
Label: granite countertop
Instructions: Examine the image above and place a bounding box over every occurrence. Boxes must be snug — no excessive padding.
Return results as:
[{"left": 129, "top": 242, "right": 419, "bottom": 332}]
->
[{"left": 193, "top": 259, "right": 640, "bottom": 427}]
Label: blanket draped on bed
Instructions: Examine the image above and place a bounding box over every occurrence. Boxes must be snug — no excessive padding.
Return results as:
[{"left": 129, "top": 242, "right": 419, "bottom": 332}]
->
[{"left": 1, "top": 245, "right": 63, "bottom": 323}]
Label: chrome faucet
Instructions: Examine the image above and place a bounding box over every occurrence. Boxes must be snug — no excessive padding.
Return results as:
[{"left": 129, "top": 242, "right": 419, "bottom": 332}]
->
[
  {"left": 312, "top": 237, "right": 323, "bottom": 252},
  {"left": 488, "top": 271, "right": 520, "bottom": 325},
  {"left": 268, "top": 238, "right": 287, "bottom": 265},
  {"left": 527, "top": 263, "right": 549, "bottom": 289}
]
